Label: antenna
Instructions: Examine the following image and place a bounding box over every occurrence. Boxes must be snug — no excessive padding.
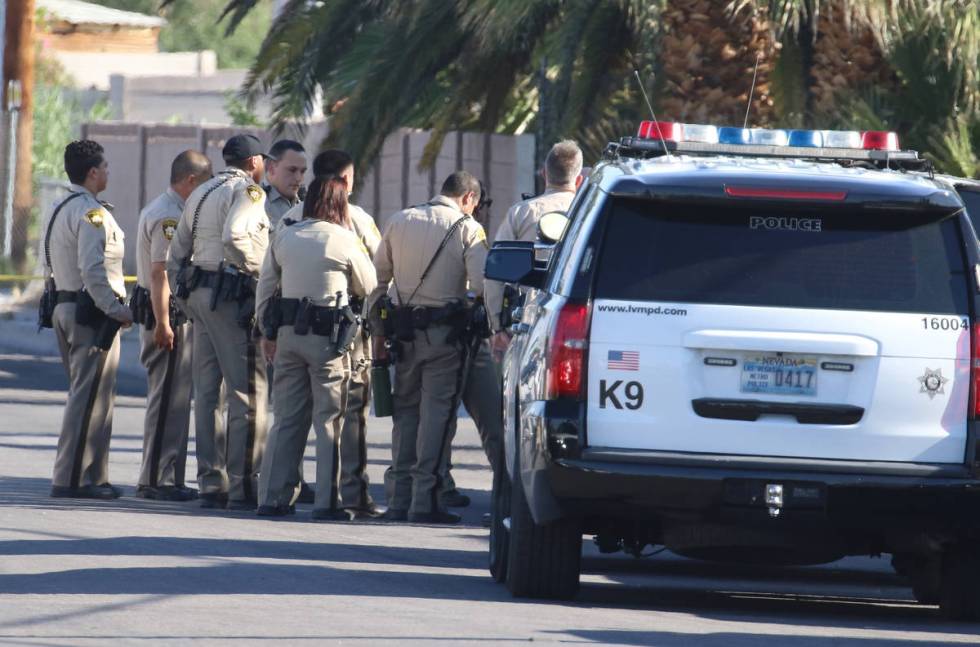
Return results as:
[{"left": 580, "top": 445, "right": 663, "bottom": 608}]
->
[
  {"left": 633, "top": 69, "right": 671, "bottom": 159},
  {"left": 743, "top": 53, "right": 762, "bottom": 129}
]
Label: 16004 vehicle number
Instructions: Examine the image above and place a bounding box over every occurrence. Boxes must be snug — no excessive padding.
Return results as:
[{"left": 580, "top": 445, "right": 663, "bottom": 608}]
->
[{"left": 922, "top": 317, "right": 969, "bottom": 331}]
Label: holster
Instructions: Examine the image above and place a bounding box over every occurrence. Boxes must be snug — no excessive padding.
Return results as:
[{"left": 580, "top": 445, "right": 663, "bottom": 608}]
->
[
  {"left": 74, "top": 289, "right": 102, "bottom": 327},
  {"left": 93, "top": 316, "right": 122, "bottom": 351},
  {"left": 335, "top": 305, "right": 360, "bottom": 354},
  {"left": 174, "top": 258, "right": 195, "bottom": 299},
  {"left": 38, "top": 278, "right": 56, "bottom": 329},
  {"left": 501, "top": 284, "right": 520, "bottom": 329},
  {"left": 262, "top": 293, "right": 283, "bottom": 340},
  {"left": 293, "top": 298, "right": 312, "bottom": 335}
]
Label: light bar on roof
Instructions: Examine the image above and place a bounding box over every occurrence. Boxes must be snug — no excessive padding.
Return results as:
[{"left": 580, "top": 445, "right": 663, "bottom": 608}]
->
[{"left": 632, "top": 122, "right": 904, "bottom": 154}]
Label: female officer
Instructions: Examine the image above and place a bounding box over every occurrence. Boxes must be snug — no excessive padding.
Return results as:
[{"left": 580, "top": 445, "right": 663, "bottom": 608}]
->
[{"left": 254, "top": 175, "right": 377, "bottom": 520}]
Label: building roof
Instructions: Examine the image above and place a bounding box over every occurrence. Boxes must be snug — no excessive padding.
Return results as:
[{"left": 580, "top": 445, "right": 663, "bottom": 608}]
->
[{"left": 38, "top": 0, "right": 166, "bottom": 29}]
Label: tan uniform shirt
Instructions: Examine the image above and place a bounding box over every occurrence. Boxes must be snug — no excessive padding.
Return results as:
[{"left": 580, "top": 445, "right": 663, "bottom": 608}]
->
[
  {"left": 255, "top": 219, "right": 378, "bottom": 337},
  {"left": 136, "top": 188, "right": 184, "bottom": 290},
  {"left": 262, "top": 184, "right": 298, "bottom": 228},
  {"left": 485, "top": 188, "right": 576, "bottom": 330},
  {"left": 46, "top": 184, "right": 127, "bottom": 319},
  {"left": 167, "top": 168, "right": 269, "bottom": 277},
  {"left": 369, "top": 195, "right": 488, "bottom": 310},
  {"left": 349, "top": 204, "right": 382, "bottom": 260}
]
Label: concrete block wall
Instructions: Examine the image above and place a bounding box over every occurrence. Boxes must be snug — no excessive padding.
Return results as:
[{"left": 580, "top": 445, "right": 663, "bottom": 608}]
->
[{"left": 77, "top": 121, "right": 535, "bottom": 274}]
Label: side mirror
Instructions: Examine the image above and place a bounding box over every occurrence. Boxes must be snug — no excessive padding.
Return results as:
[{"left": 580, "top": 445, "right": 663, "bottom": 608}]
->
[
  {"left": 537, "top": 212, "right": 569, "bottom": 244},
  {"left": 485, "top": 242, "right": 545, "bottom": 288}
]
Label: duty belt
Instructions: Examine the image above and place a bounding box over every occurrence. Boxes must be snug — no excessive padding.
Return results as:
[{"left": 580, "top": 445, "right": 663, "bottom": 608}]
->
[
  {"left": 55, "top": 290, "right": 79, "bottom": 304},
  {"left": 279, "top": 298, "right": 346, "bottom": 337},
  {"left": 391, "top": 303, "right": 463, "bottom": 330}
]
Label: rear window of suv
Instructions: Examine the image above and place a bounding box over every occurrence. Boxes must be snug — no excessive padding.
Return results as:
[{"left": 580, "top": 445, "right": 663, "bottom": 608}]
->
[{"left": 594, "top": 198, "right": 969, "bottom": 315}]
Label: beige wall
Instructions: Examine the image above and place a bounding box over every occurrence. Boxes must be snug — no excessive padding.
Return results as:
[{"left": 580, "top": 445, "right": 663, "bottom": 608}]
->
[{"left": 80, "top": 122, "right": 535, "bottom": 274}]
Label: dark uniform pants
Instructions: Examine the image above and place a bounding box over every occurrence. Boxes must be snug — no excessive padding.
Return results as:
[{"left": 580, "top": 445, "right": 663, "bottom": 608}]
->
[
  {"left": 385, "top": 325, "right": 466, "bottom": 515},
  {"left": 440, "top": 340, "right": 503, "bottom": 493},
  {"left": 259, "top": 327, "right": 347, "bottom": 510},
  {"left": 137, "top": 322, "right": 193, "bottom": 488},
  {"left": 183, "top": 289, "right": 268, "bottom": 501},
  {"left": 52, "top": 303, "right": 121, "bottom": 488}
]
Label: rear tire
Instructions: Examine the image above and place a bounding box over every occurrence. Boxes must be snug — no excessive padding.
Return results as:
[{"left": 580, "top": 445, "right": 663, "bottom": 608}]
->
[
  {"left": 939, "top": 546, "right": 980, "bottom": 621},
  {"left": 488, "top": 458, "right": 511, "bottom": 582},
  {"left": 505, "top": 452, "right": 581, "bottom": 599}
]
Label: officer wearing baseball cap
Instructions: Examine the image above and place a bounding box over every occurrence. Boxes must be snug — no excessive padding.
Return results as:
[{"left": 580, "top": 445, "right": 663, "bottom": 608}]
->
[{"left": 167, "top": 133, "right": 271, "bottom": 510}]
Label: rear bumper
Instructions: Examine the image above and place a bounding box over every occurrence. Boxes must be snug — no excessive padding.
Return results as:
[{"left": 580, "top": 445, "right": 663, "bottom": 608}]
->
[{"left": 521, "top": 401, "right": 980, "bottom": 535}]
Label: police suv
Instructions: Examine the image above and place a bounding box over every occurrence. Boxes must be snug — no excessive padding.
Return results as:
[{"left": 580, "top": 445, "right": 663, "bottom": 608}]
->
[{"left": 486, "top": 123, "right": 980, "bottom": 620}]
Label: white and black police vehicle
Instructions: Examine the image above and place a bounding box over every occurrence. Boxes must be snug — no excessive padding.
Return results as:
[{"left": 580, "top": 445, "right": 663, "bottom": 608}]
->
[{"left": 485, "top": 122, "right": 980, "bottom": 620}]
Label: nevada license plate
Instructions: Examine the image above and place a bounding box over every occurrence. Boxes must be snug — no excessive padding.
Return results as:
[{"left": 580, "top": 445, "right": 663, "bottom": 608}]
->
[{"left": 740, "top": 354, "right": 818, "bottom": 396}]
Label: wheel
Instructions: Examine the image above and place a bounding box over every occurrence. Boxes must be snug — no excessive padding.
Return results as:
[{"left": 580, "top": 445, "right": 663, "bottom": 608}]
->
[
  {"left": 939, "top": 546, "right": 980, "bottom": 621},
  {"left": 504, "top": 451, "right": 582, "bottom": 599},
  {"left": 488, "top": 457, "right": 511, "bottom": 582}
]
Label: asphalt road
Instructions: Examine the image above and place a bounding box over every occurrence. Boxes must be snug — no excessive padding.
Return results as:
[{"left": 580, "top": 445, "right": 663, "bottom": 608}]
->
[{"left": 0, "top": 335, "right": 978, "bottom": 645}]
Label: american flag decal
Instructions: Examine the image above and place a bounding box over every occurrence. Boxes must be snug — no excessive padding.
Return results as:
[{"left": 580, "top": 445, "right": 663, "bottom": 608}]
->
[{"left": 607, "top": 350, "right": 639, "bottom": 371}]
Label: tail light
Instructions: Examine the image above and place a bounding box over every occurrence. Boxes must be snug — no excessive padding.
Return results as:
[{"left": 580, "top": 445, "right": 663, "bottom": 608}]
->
[
  {"left": 972, "top": 323, "right": 980, "bottom": 420},
  {"left": 546, "top": 301, "right": 591, "bottom": 399}
]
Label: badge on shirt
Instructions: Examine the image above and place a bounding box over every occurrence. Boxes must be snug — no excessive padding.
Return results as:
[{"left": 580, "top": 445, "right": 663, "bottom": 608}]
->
[
  {"left": 161, "top": 218, "right": 178, "bottom": 241},
  {"left": 85, "top": 208, "right": 104, "bottom": 228},
  {"left": 246, "top": 185, "right": 264, "bottom": 203}
]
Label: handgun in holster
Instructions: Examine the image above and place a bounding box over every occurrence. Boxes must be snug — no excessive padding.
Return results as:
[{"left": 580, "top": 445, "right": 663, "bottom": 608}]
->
[
  {"left": 501, "top": 284, "right": 519, "bottom": 329},
  {"left": 174, "top": 258, "right": 195, "bottom": 299},
  {"left": 209, "top": 261, "right": 226, "bottom": 311},
  {"left": 336, "top": 304, "right": 361, "bottom": 354},
  {"left": 75, "top": 289, "right": 101, "bottom": 327},
  {"left": 293, "top": 297, "right": 312, "bottom": 335},
  {"left": 93, "top": 316, "right": 122, "bottom": 351},
  {"left": 261, "top": 293, "right": 282, "bottom": 340}
]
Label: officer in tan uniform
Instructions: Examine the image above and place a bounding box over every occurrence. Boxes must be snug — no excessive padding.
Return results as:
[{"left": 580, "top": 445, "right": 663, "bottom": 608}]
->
[
  {"left": 167, "top": 134, "right": 270, "bottom": 510},
  {"left": 439, "top": 183, "right": 503, "bottom": 511},
  {"left": 313, "top": 150, "right": 383, "bottom": 517},
  {"left": 133, "top": 150, "right": 212, "bottom": 501},
  {"left": 262, "top": 139, "right": 307, "bottom": 227},
  {"left": 485, "top": 140, "right": 583, "bottom": 353},
  {"left": 370, "top": 171, "right": 488, "bottom": 524},
  {"left": 46, "top": 140, "right": 133, "bottom": 499},
  {"left": 255, "top": 174, "right": 377, "bottom": 519}
]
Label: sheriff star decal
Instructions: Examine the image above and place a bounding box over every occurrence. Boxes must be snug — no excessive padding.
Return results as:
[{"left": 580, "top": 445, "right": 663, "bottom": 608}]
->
[
  {"left": 246, "top": 185, "right": 264, "bottom": 203},
  {"left": 85, "top": 208, "right": 104, "bottom": 228},
  {"left": 918, "top": 367, "right": 949, "bottom": 400},
  {"left": 161, "top": 218, "right": 178, "bottom": 241}
]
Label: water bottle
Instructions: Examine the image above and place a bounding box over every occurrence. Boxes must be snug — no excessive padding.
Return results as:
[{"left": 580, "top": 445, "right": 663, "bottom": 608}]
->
[{"left": 370, "top": 360, "right": 394, "bottom": 417}]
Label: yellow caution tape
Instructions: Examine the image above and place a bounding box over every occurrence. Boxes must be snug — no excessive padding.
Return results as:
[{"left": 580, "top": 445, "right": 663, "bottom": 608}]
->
[{"left": 0, "top": 274, "right": 138, "bottom": 282}]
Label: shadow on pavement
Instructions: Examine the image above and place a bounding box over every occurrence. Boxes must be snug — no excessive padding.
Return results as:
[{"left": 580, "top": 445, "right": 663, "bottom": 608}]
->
[
  {"left": 0, "top": 354, "right": 146, "bottom": 398},
  {"left": 550, "top": 628, "right": 974, "bottom": 646}
]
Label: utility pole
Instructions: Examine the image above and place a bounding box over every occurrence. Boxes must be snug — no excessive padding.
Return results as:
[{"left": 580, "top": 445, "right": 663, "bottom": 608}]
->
[{"left": 3, "top": 0, "right": 34, "bottom": 271}]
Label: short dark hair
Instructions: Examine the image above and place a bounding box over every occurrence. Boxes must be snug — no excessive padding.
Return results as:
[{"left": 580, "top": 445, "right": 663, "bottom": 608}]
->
[
  {"left": 312, "top": 149, "right": 354, "bottom": 178},
  {"left": 170, "top": 150, "right": 212, "bottom": 185},
  {"left": 440, "top": 171, "right": 480, "bottom": 199},
  {"left": 64, "top": 140, "right": 105, "bottom": 185},
  {"left": 269, "top": 139, "right": 305, "bottom": 161}
]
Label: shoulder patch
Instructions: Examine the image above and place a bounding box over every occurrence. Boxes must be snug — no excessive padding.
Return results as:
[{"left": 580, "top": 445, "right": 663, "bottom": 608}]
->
[
  {"left": 85, "top": 208, "right": 104, "bottom": 228},
  {"left": 246, "top": 185, "right": 264, "bottom": 203},
  {"left": 161, "top": 218, "right": 178, "bottom": 241},
  {"left": 476, "top": 227, "right": 488, "bottom": 249}
]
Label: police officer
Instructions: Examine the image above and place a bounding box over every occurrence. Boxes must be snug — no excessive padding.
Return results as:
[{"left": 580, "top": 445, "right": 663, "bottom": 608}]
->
[
  {"left": 167, "top": 133, "right": 270, "bottom": 510},
  {"left": 485, "top": 140, "right": 583, "bottom": 354},
  {"left": 255, "top": 174, "right": 377, "bottom": 519},
  {"left": 439, "top": 182, "right": 503, "bottom": 510},
  {"left": 262, "top": 139, "right": 307, "bottom": 228},
  {"left": 133, "top": 150, "right": 212, "bottom": 501},
  {"left": 312, "top": 149, "right": 384, "bottom": 518},
  {"left": 370, "top": 171, "right": 488, "bottom": 524},
  {"left": 47, "top": 140, "right": 133, "bottom": 499}
]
